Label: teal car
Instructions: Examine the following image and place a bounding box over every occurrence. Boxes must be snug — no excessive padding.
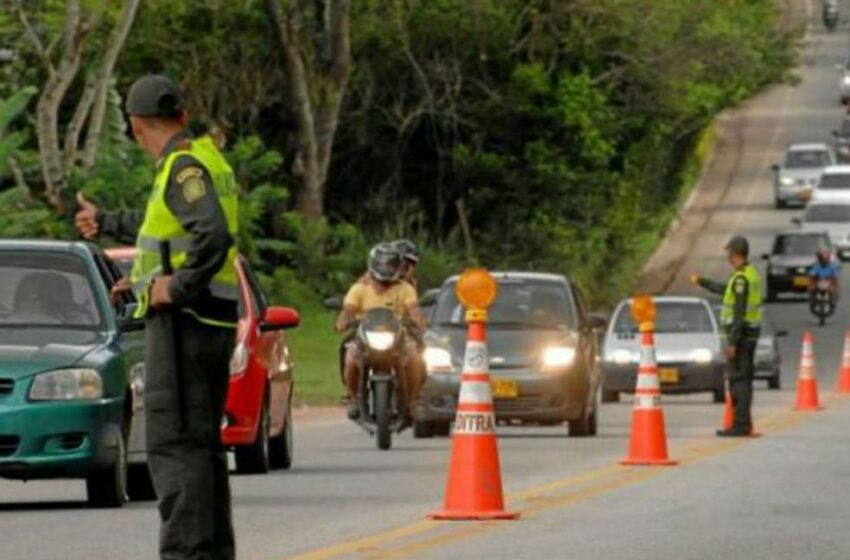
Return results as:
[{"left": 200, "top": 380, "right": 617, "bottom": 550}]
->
[{"left": 0, "top": 240, "right": 146, "bottom": 507}]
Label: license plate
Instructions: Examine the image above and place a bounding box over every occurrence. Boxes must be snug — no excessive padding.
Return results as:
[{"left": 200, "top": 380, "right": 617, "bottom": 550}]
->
[
  {"left": 491, "top": 380, "right": 519, "bottom": 399},
  {"left": 659, "top": 368, "right": 680, "bottom": 384},
  {"left": 793, "top": 276, "right": 810, "bottom": 288}
]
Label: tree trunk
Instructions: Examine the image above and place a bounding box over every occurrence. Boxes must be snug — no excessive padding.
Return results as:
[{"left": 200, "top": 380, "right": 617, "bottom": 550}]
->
[{"left": 266, "top": 0, "right": 351, "bottom": 219}]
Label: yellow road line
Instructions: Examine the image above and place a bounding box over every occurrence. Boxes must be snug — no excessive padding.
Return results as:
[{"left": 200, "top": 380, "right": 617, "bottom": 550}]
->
[{"left": 285, "top": 397, "right": 840, "bottom": 560}]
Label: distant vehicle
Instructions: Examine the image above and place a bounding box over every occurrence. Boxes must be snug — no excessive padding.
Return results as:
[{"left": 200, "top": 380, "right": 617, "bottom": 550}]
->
[
  {"left": 793, "top": 201, "right": 850, "bottom": 260},
  {"left": 812, "top": 165, "right": 850, "bottom": 203},
  {"left": 762, "top": 231, "right": 833, "bottom": 301},
  {"left": 840, "top": 55, "right": 850, "bottom": 104},
  {"left": 601, "top": 296, "right": 724, "bottom": 403},
  {"left": 418, "top": 272, "right": 604, "bottom": 437},
  {"left": 771, "top": 143, "right": 835, "bottom": 207},
  {"left": 0, "top": 241, "right": 145, "bottom": 507},
  {"left": 106, "top": 249, "right": 300, "bottom": 474},
  {"left": 832, "top": 120, "right": 850, "bottom": 162}
]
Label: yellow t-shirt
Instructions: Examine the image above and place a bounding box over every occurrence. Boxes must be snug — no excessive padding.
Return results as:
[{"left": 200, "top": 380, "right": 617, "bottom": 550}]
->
[{"left": 344, "top": 281, "right": 418, "bottom": 320}]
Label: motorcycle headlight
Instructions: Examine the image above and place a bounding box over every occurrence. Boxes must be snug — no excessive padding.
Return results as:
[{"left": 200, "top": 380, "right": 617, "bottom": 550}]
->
[
  {"left": 542, "top": 346, "right": 576, "bottom": 369},
  {"left": 610, "top": 349, "right": 638, "bottom": 365},
  {"left": 366, "top": 330, "right": 396, "bottom": 351},
  {"left": 689, "top": 348, "right": 714, "bottom": 364},
  {"left": 779, "top": 177, "right": 795, "bottom": 186},
  {"left": 424, "top": 347, "right": 453, "bottom": 372},
  {"left": 29, "top": 369, "right": 103, "bottom": 400},
  {"left": 229, "top": 342, "right": 249, "bottom": 376}
]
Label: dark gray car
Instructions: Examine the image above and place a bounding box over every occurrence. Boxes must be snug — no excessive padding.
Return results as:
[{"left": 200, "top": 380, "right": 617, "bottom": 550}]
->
[
  {"left": 762, "top": 231, "right": 832, "bottom": 300},
  {"left": 416, "top": 272, "right": 604, "bottom": 438}
]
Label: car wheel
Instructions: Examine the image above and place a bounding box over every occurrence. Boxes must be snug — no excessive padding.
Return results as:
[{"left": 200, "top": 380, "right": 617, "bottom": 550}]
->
[
  {"left": 413, "top": 420, "right": 434, "bottom": 439},
  {"left": 433, "top": 422, "right": 451, "bottom": 437},
  {"left": 235, "top": 393, "right": 271, "bottom": 474},
  {"left": 86, "top": 428, "right": 128, "bottom": 508},
  {"left": 768, "top": 372, "right": 781, "bottom": 390},
  {"left": 601, "top": 389, "right": 619, "bottom": 403},
  {"left": 269, "top": 402, "right": 293, "bottom": 470},
  {"left": 775, "top": 198, "right": 786, "bottom": 209},
  {"left": 712, "top": 387, "right": 725, "bottom": 403},
  {"left": 127, "top": 464, "right": 156, "bottom": 501}
]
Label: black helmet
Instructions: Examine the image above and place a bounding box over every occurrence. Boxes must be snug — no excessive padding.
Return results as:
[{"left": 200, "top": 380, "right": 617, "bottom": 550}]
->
[
  {"left": 394, "top": 239, "right": 420, "bottom": 264},
  {"left": 368, "top": 243, "right": 403, "bottom": 282},
  {"left": 725, "top": 235, "right": 749, "bottom": 257}
]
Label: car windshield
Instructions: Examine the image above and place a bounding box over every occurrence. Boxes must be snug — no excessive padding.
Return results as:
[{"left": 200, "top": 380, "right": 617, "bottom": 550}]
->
[
  {"left": 433, "top": 279, "right": 576, "bottom": 329},
  {"left": 818, "top": 173, "right": 850, "bottom": 189},
  {"left": 773, "top": 234, "right": 828, "bottom": 255},
  {"left": 803, "top": 204, "right": 850, "bottom": 222},
  {"left": 786, "top": 150, "right": 831, "bottom": 169},
  {"left": 0, "top": 252, "right": 103, "bottom": 330},
  {"left": 613, "top": 301, "right": 714, "bottom": 334}
]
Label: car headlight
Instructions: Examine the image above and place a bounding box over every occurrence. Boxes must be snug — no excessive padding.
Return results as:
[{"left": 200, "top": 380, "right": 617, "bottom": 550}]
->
[
  {"left": 229, "top": 342, "right": 248, "bottom": 376},
  {"left": 770, "top": 266, "right": 786, "bottom": 275},
  {"left": 842, "top": 75, "right": 850, "bottom": 86},
  {"left": 779, "top": 177, "right": 794, "bottom": 186},
  {"left": 540, "top": 346, "right": 576, "bottom": 370},
  {"left": 29, "top": 369, "right": 103, "bottom": 400},
  {"left": 366, "top": 331, "right": 396, "bottom": 351},
  {"left": 424, "top": 347, "right": 453, "bottom": 372},
  {"left": 689, "top": 348, "right": 714, "bottom": 364},
  {"left": 610, "top": 349, "right": 638, "bottom": 365}
]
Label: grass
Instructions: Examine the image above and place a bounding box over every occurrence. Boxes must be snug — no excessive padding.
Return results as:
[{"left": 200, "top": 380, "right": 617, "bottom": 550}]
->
[{"left": 287, "top": 302, "right": 347, "bottom": 406}]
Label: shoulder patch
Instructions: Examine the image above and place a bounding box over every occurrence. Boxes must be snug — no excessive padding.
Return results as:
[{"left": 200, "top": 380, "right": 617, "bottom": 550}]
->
[
  {"left": 175, "top": 165, "right": 204, "bottom": 184},
  {"left": 182, "top": 176, "right": 207, "bottom": 204},
  {"left": 733, "top": 277, "right": 747, "bottom": 295}
]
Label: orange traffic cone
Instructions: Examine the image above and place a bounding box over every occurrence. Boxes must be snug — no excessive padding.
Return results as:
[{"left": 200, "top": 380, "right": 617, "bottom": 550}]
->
[
  {"left": 620, "top": 327, "right": 677, "bottom": 466},
  {"left": 428, "top": 320, "right": 519, "bottom": 520},
  {"left": 835, "top": 331, "right": 850, "bottom": 394},
  {"left": 794, "top": 331, "right": 824, "bottom": 411}
]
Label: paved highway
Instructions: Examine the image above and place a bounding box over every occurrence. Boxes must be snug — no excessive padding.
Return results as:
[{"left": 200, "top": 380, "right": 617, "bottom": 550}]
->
[{"left": 5, "top": 1, "right": 850, "bottom": 559}]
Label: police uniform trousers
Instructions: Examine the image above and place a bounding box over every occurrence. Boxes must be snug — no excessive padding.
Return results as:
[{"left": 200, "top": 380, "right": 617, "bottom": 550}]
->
[
  {"left": 144, "top": 311, "right": 235, "bottom": 560},
  {"left": 728, "top": 335, "right": 758, "bottom": 432}
]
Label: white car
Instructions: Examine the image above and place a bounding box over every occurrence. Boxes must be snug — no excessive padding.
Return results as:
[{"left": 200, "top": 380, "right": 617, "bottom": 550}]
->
[
  {"left": 811, "top": 165, "right": 850, "bottom": 203},
  {"left": 772, "top": 143, "right": 835, "bottom": 207},
  {"left": 794, "top": 200, "right": 850, "bottom": 260}
]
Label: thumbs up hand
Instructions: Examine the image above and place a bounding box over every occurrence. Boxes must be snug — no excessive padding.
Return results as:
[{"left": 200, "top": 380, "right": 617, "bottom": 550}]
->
[{"left": 74, "top": 192, "right": 100, "bottom": 240}]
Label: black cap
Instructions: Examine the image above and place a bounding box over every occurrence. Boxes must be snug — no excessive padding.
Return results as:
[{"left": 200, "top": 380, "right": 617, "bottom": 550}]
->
[
  {"left": 725, "top": 235, "right": 749, "bottom": 257},
  {"left": 126, "top": 75, "right": 183, "bottom": 118}
]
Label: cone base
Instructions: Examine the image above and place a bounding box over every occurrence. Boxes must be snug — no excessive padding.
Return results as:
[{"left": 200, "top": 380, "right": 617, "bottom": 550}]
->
[
  {"left": 836, "top": 388, "right": 850, "bottom": 395},
  {"left": 619, "top": 458, "right": 678, "bottom": 466},
  {"left": 793, "top": 405, "right": 825, "bottom": 411},
  {"left": 428, "top": 510, "right": 520, "bottom": 521}
]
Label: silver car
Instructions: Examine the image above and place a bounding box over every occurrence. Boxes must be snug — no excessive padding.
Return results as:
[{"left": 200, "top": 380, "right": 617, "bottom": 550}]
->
[
  {"left": 771, "top": 143, "right": 835, "bottom": 208},
  {"left": 794, "top": 200, "right": 850, "bottom": 260},
  {"left": 601, "top": 296, "right": 725, "bottom": 403}
]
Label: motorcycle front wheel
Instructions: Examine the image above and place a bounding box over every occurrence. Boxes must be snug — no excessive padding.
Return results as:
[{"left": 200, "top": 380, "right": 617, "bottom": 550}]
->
[{"left": 374, "top": 380, "right": 392, "bottom": 450}]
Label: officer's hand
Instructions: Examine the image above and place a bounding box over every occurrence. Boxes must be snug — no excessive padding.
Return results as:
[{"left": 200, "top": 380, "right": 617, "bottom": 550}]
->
[
  {"left": 109, "top": 277, "right": 130, "bottom": 307},
  {"left": 687, "top": 274, "right": 700, "bottom": 286},
  {"left": 725, "top": 345, "right": 737, "bottom": 359},
  {"left": 74, "top": 192, "right": 99, "bottom": 240},
  {"left": 150, "top": 276, "right": 174, "bottom": 308}
]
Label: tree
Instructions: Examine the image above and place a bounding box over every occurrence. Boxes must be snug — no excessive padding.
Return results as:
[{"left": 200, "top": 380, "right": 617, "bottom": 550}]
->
[
  {"left": 265, "top": 0, "right": 351, "bottom": 219},
  {"left": 12, "top": 0, "right": 140, "bottom": 212}
]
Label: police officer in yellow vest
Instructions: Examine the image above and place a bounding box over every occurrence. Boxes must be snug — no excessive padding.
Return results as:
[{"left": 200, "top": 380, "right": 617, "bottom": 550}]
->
[
  {"left": 74, "top": 75, "right": 237, "bottom": 559},
  {"left": 689, "top": 235, "right": 762, "bottom": 437}
]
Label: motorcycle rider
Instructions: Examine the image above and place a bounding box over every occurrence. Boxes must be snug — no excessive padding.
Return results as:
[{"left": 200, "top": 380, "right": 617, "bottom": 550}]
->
[
  {"left": 808, "top": 248, "right": 840, "bottom": 305},
  {"left": 394, "top": 239, "right": 420, "bottom": 290},
  {"left": 335, "top": 243, "right": 427, "bottom": 421}
]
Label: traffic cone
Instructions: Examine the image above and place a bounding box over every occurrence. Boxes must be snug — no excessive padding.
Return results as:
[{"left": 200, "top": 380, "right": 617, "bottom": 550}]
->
[
  {"left": 794, "top": 331, "right": 824, "bottom": 411},
  {"left": 835, "top": 331, "right": 850, "bottom": 394},
  {"left": 428, "top": 320, "right": 519, "bottom": 520},
  {"left": 620, "top": 328, "right": 677, "bottom": 466}
]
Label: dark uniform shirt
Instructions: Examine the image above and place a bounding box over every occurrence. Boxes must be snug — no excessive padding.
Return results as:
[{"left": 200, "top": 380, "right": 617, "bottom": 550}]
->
[
  {"left": 97, "top": 130, "right": 235, "bottom": 317},
  {"left": 698, "top": 271, "right": 750, "bottom": 346}
]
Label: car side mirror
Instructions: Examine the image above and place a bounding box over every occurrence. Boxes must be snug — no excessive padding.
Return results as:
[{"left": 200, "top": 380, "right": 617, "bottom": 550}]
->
[
  {"left": 118, "top": 303, "right": 144, "bottom": 333},
  {"left": 761, "top": 253, "right": 770, "bottom": 260},
  {"left": 771, "top": 163, "right": 780, "bottom": 172},
  {"left": 775, "top": 330, "right": 789, "bottom": 338},
  {"left": 323, "top": 296, "right": 342, "bottom": 310},
  {"left": 791, "top": 217, "right": 801, "bottom": 226},
  {"left": 586, "top": 312, "right": 607, "bottom": 330},
  {"left": 419, "top": 289, "right": 440, "bottom": 308},
  {"left": 261, "top": 306, "right": 300, "bottom": 331}
]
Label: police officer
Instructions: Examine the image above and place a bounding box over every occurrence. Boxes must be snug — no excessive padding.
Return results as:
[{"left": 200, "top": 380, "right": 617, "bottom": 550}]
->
[
  {"left": 75, "top": 75, "right": 238, "bottom": 559},
  {"left": 689, "top": 235, "right": 762, "bottom": 437}
]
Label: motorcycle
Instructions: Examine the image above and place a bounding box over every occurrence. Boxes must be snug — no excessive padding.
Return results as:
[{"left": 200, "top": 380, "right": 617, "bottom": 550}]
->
[
  {"left": 346, "top": 308, "right": 410, "bottom": 450},
  {"left": 810, "top": 279, "right": 835, "bottom": 326},
  {"left": 824, "top": 2, "right": 839, "bottom": 32}
]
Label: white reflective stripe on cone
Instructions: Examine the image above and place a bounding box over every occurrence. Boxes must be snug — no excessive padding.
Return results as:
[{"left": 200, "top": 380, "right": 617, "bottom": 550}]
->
[
  {"left": 635, "top": 373, "right": 660, "bottom": 390},
  {"left": 463, "top": 341, "right": 489, "bottom": 374},
  {"left": 634, "top": 394, "right": 661, "bottom": 409},
  {"left": 458, "top": 381, "right": 494, "bottom": 404}
]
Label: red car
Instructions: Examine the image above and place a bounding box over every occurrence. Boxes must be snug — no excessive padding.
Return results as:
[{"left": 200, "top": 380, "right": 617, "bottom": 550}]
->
[{"left": 106, "top": 248, "right": 299, "bottom": 474}]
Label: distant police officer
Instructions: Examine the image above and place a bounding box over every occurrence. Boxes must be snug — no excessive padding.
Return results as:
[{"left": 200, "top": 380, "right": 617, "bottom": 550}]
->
[
  {"left": 689, "top": 235, "right": 762, "bottom": 437},
  {"left": 74, "top": 75, "right": 238, "bottom": 559}
]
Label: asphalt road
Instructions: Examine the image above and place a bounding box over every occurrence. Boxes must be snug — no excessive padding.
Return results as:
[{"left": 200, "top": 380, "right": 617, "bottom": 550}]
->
[{"left": 5, "top": 2, "right": 850, "bottom": 560}]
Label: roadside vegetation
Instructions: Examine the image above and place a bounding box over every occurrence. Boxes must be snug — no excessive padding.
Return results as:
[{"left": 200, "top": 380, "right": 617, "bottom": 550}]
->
[{"left": 0, "top": 0, "right": 799, "bottom": 403}]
